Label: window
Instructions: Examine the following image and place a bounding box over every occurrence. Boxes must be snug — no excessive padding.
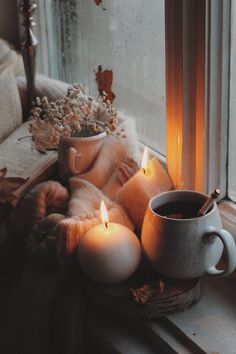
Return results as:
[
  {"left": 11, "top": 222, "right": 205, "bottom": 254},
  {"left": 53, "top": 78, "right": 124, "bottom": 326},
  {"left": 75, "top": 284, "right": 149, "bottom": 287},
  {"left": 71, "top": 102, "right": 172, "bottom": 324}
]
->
[
  {"left": 35, "top": 0, "right": 236, "bottom": 236},
  {"left": 35, "top": 0, "right": 166, "bottom": 156}
]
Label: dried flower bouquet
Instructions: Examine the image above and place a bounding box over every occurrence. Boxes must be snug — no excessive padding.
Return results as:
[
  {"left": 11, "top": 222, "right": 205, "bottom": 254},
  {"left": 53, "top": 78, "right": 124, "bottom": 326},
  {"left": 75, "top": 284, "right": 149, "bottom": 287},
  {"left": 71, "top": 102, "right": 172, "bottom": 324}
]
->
[{"left": 29, "top": 84, "right": 125, "bottom": 152}]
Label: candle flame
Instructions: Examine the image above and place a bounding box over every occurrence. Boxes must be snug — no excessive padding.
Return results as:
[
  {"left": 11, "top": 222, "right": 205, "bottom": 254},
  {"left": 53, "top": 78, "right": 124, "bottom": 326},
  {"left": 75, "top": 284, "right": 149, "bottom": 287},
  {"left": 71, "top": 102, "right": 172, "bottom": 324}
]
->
[
  {"left": 100, "top": 200, "right": 109, "bottom": 227},
  {"left": 141, "top": 146, "right": 148, "bottom": 174}
]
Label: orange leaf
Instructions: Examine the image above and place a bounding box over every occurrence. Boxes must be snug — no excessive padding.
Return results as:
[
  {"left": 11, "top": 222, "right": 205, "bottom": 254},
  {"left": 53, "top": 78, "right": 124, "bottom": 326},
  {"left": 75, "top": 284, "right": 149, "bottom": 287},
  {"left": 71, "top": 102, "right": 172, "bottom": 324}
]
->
[
  {"left": 29, "top": 120, "right": 60, "bottom": 152},
  {"left": 95, "top": 65, "right": 115, "bottom": 104},
  {"left": 94, "top": 0, "right": 102, "bottom": 5},
  {"left": 0, "top": 167, "right": 28, "bottom": 204}
]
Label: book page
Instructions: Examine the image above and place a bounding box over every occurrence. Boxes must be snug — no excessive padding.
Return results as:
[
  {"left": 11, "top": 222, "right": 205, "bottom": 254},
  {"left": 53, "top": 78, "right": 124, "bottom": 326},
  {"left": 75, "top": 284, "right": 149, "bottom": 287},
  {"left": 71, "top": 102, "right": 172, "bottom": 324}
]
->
[
  {"left": 0, "top": 62, "right": 22, "bottom": 143},
  {"left": 0, "top": 121, "right": 57, "bottom": 204}
]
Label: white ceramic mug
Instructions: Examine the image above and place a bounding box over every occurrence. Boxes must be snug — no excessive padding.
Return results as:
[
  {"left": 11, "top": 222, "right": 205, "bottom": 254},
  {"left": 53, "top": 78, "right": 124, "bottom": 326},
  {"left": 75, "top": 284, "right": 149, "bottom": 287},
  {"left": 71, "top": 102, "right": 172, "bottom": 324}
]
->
[{"left": 141, "top": 190, "right": 236, "bottom": 279}]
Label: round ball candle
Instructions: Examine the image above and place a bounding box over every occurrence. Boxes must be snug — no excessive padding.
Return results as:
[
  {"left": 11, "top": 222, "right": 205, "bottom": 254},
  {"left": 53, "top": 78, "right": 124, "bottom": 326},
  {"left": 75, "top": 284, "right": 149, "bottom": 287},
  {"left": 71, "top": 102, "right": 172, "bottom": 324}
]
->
[{"left": 78, "top": 201, "right": 141, "bottom": 284}]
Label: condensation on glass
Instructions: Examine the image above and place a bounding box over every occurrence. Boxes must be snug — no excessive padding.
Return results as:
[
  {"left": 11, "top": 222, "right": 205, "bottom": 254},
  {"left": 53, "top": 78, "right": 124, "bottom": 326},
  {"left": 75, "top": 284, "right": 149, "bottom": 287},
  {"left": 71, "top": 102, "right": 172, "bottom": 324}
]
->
[{"left": 44, "top": 0, "right": 166, "bottom": 155}]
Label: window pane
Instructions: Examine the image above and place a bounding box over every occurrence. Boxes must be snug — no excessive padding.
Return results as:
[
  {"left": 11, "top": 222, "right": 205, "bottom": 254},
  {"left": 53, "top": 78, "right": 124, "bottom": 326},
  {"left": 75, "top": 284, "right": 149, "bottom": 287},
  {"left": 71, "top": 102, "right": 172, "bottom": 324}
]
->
[{"left": 43, "top": 0, "right": 166, "bottom": 155}]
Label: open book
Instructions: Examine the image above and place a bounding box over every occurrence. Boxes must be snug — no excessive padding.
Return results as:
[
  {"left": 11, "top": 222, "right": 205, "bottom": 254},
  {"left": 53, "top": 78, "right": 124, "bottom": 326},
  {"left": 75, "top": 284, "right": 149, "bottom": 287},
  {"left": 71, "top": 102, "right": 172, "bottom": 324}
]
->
[{"left": 0, "top": 121, "right": 57, "bottom": 206}]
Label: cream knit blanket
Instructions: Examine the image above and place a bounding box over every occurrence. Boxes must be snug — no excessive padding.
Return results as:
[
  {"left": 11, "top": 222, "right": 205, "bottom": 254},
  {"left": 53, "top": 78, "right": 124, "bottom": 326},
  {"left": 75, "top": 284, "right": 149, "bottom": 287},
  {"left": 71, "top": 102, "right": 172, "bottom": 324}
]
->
[
  {"left": 58, "top": 116, "right": 141, "bottom": 255},
  {"left": 9, "top": 116, "right": 173, "bottom": 256}
]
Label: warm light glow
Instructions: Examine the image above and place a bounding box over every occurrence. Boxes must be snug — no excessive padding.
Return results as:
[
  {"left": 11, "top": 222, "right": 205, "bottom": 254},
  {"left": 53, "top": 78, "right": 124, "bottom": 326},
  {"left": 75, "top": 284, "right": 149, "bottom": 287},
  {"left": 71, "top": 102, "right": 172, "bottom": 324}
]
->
[
  {"left": 100, "top": 200, "right": 109, "bottom": 227},
  {"left": 141, "top": 146, "right": 148, "bottom": 174}
]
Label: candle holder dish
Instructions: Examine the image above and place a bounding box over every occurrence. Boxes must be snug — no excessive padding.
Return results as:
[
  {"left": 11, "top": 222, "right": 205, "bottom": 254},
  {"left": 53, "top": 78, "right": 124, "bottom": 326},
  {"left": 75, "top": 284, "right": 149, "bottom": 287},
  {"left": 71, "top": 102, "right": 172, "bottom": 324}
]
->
[{"left": 84, "top": 260, "right": 202, "bottom": 319}]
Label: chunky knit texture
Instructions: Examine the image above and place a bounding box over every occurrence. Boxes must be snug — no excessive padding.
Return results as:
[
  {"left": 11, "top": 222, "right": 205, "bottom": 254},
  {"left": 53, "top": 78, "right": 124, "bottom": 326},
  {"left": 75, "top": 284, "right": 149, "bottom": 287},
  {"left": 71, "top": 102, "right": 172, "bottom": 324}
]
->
[
  {"left": 9, "top": 181, "right": 69, "bottom": 239},
  {"left": 58, "top": 200, "right": 134, "bottom": 256},
  {"left": 55, "top": 117, "right": 141, "bottom": 255},
  {"left": 8, "top": 115, "right": 173, "bottom": 256}
]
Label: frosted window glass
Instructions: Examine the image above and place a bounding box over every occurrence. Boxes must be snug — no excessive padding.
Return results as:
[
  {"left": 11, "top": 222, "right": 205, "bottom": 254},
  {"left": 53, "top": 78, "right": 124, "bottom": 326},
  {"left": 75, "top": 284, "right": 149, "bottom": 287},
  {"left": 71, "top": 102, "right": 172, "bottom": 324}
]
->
[{"left": 45, "top": 0, "right": 166, "bottom": 155}]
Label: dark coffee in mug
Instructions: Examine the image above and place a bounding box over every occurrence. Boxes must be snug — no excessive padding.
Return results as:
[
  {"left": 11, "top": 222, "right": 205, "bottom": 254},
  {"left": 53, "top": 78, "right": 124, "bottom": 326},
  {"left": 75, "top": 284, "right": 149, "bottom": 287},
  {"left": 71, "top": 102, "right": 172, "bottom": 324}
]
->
[{"left": 154, "top": 200, "right": 205, "bottom": 219}]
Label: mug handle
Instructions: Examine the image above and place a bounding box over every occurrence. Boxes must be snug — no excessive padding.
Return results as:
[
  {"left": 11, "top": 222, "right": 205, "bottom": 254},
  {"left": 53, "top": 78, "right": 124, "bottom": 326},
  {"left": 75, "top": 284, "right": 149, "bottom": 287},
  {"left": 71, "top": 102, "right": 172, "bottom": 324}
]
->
[
  {"left": 204, "top": 227, "right": 236, "bottom": 276},
  {"left": 66, "top": 147, "right": 81, "bottom": 175}
]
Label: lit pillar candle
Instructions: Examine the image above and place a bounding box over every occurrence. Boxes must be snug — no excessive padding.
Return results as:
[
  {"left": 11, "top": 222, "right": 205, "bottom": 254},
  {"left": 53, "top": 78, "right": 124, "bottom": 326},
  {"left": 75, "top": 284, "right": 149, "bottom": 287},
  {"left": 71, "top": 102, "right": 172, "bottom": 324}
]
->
[
  {"left": 78, "top": 201, "right": 141, "bottom": 284},
  {"left": 117, "top": 147, "right": 173, "bottom": 228}
]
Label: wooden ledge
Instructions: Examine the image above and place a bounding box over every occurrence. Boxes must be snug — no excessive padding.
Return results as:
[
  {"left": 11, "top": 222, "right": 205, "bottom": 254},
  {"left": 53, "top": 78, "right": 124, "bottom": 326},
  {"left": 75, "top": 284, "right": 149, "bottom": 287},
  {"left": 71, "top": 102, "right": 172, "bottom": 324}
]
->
[{"left": 85, "top": 272, "right": 236, "bottom": 354}]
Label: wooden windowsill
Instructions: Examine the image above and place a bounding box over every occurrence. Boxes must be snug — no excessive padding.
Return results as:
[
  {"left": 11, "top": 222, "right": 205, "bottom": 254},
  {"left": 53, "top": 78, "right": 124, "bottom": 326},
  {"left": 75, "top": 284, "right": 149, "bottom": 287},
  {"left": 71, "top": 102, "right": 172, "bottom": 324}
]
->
[
  {"left": 163, "top": 271, "right": 236, "bottom": 353},
  {"left": 219, "top": 200, "right": 236, "bottom": 240},
  {"left": 85, "top": 271, "right": 236, "bottom": 353}
]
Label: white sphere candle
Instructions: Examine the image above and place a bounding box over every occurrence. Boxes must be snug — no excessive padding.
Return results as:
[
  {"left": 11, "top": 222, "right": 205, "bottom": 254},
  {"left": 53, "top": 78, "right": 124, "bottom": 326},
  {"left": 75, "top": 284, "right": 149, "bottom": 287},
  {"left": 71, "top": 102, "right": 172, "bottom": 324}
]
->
[{"left": 78, "top": 201, "right": 141, "bottom": 284}]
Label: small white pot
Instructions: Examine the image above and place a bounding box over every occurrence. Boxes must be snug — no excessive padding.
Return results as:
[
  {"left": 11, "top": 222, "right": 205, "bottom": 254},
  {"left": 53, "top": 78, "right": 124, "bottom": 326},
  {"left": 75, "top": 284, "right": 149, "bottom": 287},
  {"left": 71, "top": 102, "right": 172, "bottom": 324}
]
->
[{"left": 58, "top": 132, "right": 106, "bottom": 180}]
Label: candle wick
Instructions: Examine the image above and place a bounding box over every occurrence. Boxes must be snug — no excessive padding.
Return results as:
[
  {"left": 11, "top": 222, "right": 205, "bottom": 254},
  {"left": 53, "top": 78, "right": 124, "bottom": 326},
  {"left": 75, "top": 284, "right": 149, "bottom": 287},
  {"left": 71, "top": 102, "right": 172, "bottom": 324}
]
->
[
  {"left": 105, "top": 221, "right": 108, "bottom": 228},
  {"left": 142, "top": 168, "right": 146, "bottom": 175}
]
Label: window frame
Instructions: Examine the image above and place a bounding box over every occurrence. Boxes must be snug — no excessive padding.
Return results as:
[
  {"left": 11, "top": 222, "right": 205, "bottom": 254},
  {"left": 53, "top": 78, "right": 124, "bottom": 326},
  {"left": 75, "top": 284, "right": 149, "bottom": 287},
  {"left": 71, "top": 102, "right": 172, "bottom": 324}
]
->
[
  {"left": 30, "top": 1, "right": 236, "bottom": 351},
  {"left": 165, "top": 0, "right": 236, "bottom": 240},
  {"left": 35, "top": 0, "right": 235, "bottom": 237},
  {"left": 165, "top": 0, "right": 230, "bottom": 196}
]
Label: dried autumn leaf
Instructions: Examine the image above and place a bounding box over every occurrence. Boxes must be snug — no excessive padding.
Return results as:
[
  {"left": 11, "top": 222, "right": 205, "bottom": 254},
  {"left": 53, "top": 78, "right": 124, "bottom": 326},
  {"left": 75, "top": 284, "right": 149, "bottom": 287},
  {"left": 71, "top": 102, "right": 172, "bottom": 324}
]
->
[
  {"left": 94, "top": 0, "right": 106, "bottom": 9},
  {"left": 95, "top": 65, "right": 115, "bottom": 104},
  {"left": 29, "top": 119, "right": 60, "bottom": 152},
  {"left": 94, "top": 0, "right": 102, "bottom": 5},
  {"left": 130, "top": 284, "right": 157, "bottom": 305},
  {"left": 130, "top": 279, "right": 166, "bottom": 304},
  {"left": 0, "top": 167, "right": 28, "bottom": 204}
]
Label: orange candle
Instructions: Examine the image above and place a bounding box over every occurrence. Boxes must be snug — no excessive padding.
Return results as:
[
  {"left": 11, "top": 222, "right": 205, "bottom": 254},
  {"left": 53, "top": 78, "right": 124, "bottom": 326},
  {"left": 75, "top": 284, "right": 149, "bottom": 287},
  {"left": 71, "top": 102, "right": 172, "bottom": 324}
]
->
[{"left": 117, "top": 147, "right": 173, "bottom": 228}]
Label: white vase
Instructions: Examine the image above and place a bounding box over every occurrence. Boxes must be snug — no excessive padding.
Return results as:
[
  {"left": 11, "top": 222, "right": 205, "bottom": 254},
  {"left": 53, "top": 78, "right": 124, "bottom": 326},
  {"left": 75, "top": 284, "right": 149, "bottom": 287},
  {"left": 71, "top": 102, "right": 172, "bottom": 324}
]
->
[{"left": 58, "top": 132, "right": 106, "bottom": 181}]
